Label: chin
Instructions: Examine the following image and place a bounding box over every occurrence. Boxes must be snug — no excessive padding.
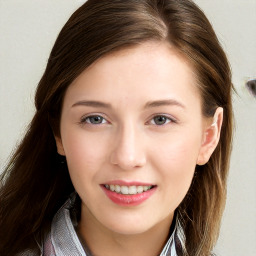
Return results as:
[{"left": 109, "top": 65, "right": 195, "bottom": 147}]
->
[
  {"left": 99, "top": 212, "right": 161, "bottom": 236},
  {"left": 106, "top": 222, "right": 152, "bottom": 235}
]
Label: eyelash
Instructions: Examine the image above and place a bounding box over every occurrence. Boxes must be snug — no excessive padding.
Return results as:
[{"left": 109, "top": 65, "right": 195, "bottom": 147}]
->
[
  {"left": 147, "top": 115, "right": 176, "bottom": 126},
  {"left": 80, "top": 115, "right": 108, "bottom": 125},
  {"left": 79, "top": 114, "right": 177, "bottom": 126}
]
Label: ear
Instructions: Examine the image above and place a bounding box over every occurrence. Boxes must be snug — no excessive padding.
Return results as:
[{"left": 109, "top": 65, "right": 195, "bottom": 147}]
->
[
  {"left": 54, "top": 136, "right": 66, "bottom": 156},
  {"left": 197, "top": 107, "right": 223, "bottom": 165}
]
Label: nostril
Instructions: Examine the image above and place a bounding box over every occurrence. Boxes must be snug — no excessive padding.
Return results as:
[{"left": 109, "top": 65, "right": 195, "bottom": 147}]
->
[{"left": 246, "top": 79, "right": 256, "bottom": 97}]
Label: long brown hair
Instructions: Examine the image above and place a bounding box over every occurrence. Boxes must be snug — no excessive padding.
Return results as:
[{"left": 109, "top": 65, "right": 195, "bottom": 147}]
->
[{"left": 0, "top": 0, "right": 233, "bottom": 255}]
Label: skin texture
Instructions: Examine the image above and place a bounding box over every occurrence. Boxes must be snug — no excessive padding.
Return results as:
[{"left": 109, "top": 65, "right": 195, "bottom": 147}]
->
[{"left": 55, "top": 42, "right": 223, "bottom": 256}]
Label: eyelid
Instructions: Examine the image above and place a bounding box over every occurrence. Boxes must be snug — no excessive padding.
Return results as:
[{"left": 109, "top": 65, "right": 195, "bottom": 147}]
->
[
  {"left": 79, "top": 113, "right": 109, "bottom": 125},
  {"left": 78, "top": 113, "right": 177, "bottom": 126},
  {"left": 147, "top": 114, "right": 177, "bottom": 125}
]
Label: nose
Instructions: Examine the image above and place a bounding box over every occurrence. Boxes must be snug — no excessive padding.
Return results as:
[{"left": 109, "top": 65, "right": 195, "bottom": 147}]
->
[{"left": 110, "top": 124, "right": 146, "bottom": 170}]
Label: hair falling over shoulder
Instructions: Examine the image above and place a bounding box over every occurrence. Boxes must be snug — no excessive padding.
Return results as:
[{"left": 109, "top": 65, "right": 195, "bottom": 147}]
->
[{"left": 0, "top": 1, "right": 233, "bottom": 255}]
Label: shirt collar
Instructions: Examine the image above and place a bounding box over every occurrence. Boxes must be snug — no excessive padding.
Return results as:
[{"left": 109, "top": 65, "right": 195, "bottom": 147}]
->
[{"left": 48, "top": 193, "right": 179, "bottom": 256}]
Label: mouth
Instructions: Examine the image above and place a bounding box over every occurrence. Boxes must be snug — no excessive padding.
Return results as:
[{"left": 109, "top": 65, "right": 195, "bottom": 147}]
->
[
  {"left": 103, "top": 184, "right": 156, "bottom": 195},
  {"left": 101, "top": 183, "right": 157, "bottom": 206}
]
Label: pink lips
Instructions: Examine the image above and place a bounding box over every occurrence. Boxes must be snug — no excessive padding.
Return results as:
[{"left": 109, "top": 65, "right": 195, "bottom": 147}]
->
[{"left": 101, "top": 180, "right": 157, "bottom": 206}]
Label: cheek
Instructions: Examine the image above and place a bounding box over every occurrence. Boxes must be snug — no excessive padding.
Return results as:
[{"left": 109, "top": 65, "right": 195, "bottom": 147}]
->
[
  {"left": 152, "top": 134, "right": 202, "bottom": 198},
  {"left": 61, "top": 129, "right": 108, "bottom": 176},
  {"left": 154, "top": 132, "right": 201, "bottom": 169}
]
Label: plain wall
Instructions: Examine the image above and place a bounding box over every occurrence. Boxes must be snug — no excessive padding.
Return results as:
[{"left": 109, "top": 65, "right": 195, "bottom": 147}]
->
[{"left": 0, "top": 1, "right": 255, "bottom": 255}]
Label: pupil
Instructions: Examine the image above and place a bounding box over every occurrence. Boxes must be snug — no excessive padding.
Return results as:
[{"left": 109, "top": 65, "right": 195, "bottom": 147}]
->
[
  {"left": 91, "top": 116, "right": 102, "bottom": 124},
  {"left": 154, "top": 116, "right": 166, "bottom": 125}
]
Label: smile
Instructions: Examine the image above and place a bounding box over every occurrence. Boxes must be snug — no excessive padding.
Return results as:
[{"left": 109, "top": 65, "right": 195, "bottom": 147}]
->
[
  {"left": 102, "top": 184, "right": 157, "bottom": 206},
  {"left": 104, "top": 184, "right": 154, "bottom": 195}
]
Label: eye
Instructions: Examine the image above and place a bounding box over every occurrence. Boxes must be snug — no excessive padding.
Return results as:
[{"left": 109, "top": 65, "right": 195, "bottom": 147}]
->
[
  {"left": 149, "top": 115, "right": 175, "bottom": 126},
  {"left": 81, "top": 115, "right": 107, "bottom": 125}
]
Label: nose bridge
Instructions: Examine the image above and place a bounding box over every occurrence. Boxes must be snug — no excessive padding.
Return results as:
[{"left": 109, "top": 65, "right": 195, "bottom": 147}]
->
[{"left": 110, "top": 120, "right": 146, "bottom": 169}]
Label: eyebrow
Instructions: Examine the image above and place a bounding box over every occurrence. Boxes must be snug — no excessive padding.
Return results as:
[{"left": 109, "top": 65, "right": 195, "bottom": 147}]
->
[
  {"left": 71, "top": 99, "right": 185, "bottom": 109},
  {"left": 144, "top": 99, "right": 186, "bottom": 109},
  {"left": 72, "top": 100, "right": 112, "bottom": 108}
]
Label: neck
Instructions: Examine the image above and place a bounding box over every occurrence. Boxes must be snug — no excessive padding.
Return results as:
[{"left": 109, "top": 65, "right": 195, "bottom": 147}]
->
[{"left": 77, "top": 204, "right": 174, "bottom": 256}]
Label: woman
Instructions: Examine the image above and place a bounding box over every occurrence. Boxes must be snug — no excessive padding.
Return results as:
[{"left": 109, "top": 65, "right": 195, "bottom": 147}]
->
[{"left": 0, "top": 0, "right": 233, "bottom": 255}]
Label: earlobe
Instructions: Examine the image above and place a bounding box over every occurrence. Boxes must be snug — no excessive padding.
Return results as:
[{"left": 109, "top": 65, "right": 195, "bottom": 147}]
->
[
  {"left": 54, "top": 136, "right": 66, "bottom": 156},
  {"left": 197, "top": 107, "right": 223, "bottom": 165}
]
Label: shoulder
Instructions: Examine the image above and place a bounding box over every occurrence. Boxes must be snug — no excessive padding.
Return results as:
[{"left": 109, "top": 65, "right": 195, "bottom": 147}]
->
[
  {"left": 42, "top": 232, "right": 57, "bottom": 256},
  {"left": 16, "top": 249, "right": 42, "bottom": 256}
]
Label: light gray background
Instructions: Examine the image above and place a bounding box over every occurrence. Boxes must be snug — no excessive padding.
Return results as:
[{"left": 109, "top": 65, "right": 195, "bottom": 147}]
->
[{"left": 0, "top": 1, "right": 255, "bottom": 255}]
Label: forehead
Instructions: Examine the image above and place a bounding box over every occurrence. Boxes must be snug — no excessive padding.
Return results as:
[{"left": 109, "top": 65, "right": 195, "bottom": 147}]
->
[{"left": 64, "top": 42, "right": 200, "bottom": 109}]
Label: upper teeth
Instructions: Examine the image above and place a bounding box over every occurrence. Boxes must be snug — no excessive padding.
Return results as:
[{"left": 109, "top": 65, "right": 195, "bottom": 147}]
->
[{"left": 105, "top": 184, "right": 152, "bottom": 195}]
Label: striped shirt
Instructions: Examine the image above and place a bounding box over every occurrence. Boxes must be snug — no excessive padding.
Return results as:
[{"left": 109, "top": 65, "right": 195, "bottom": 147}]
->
[{"left": 22, "top": 193, "right": 184, "bottom": 255}]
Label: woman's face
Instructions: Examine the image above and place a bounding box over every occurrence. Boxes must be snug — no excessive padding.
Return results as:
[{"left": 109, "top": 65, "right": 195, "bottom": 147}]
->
[{"left": 56, "top": 42, "right": 215, "bottom": 235}]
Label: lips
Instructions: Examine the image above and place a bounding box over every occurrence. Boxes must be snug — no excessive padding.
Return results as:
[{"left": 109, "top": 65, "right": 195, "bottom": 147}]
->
[
  {"left": 101, "top": 181, "right": 157, "bottom": 206},
  {"left": 104, "top": 184, "right": 153, "bottom": 195}
]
